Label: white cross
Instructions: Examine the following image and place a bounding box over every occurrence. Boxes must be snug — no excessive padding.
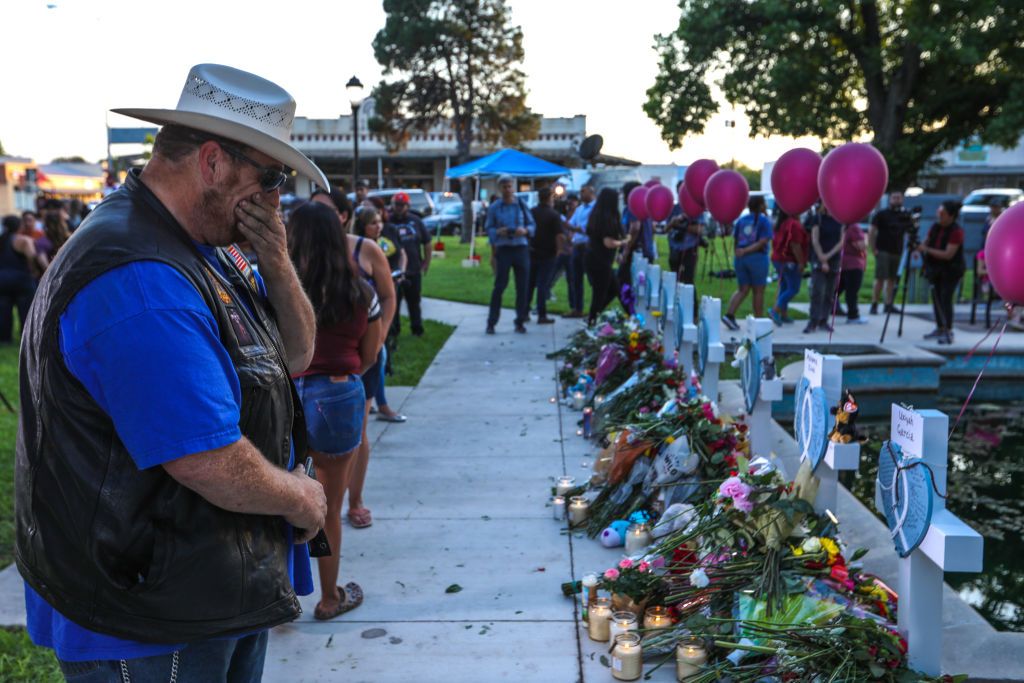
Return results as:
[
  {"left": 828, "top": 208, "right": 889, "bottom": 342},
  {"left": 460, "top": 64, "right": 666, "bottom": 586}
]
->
[
  {"left": 697, "top": 296, "right": 725, "bottom": 403},
  {"left": 874, "top": 405, "right": 983, "bottom": 677},
  {"left": 742, "top": 316, "right": 782, "bottom": 459},
  {"left": 796, "top": 350, "right": 859, "bottom": 514},
  {"left": 660, "top": 271, "right": 678, "bottom": 362},
  {"left": 675, "top": 283, "right": 697, "bottom": 377},
  {"left": 632, "top": 255, "right": 649, "bottom": 316},
  {"left": 644, "top": 264, "right": 662, "bottom": 332}
]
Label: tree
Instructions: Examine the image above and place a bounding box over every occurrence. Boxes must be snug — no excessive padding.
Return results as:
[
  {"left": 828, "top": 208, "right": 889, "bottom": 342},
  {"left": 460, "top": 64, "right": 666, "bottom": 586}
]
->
[
  {"left": 370, "top": 0, "right": 540, "bottom": 241},
  {"left": 0, "top": 138, "right": 6, "bottom": 156},
  {"left": 644, "top": 1, "right": 1024, "bottom": 190}
]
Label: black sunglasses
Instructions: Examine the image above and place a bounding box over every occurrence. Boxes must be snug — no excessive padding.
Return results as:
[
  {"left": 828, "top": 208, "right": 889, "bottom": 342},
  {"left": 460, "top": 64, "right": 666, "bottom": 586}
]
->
[{"left": 217, "top": 142, "right": 288, "bottom": 192}]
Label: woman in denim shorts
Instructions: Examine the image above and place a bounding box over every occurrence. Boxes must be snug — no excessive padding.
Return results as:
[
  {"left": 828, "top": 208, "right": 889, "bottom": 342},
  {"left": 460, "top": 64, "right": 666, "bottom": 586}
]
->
[{"left": 289, "top": 202, "right": 383, "bottom": 621}]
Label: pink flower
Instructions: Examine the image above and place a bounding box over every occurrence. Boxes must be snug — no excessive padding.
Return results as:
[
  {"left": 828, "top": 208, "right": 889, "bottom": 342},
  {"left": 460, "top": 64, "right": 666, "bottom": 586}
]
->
[
  {"left": 733, "top": 495, "right": 755, "bottom": 514},
  {"left": 618, "top": 558, "right": 634, "bottom": 570},
  {"left": 599, "top": 323, "right": 616, "bottom": 337},
  {"left": 604, "top": 568, "right": 620, "bottom": 581},
  {"left": 639, "top": 406, "right": 650, "bottom": 414},
  {"left": 637, "top": 561, "right": 650, "bottom": 572},
  {"left": 701, "top": 402, "right": 716, "bottom": 422},
  {"left": 719, "top": 476, "right": 752, "bottom": 501},
  {"left": 650, "top": 555, "right": 666, "bottom": 569}
]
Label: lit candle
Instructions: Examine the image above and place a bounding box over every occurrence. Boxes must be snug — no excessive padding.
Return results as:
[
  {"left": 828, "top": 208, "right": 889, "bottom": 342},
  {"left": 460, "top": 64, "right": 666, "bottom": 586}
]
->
[
  {"left": 675, "top": 637, "right": 708, "bottom": 681},
  {"left": 581, "top": 573, "right": 599, "bottom": 623},
  {"left": 588, "top": 598, "right": 612, "bottom": 641},
  {"left": 608, "top": 611, "right": 638, "bottom": 643},
  {"left": 556, "top": 476, "right": 576, "bottom": 496},
  {"left": 582, "top": 407, "right": 593, "bottom": 438},
  {"left": 594, "top": 394, "right": 606, "bottom": 407},
  {"left": 572, "top": 390, "right": 586, "bottom": 410},
  {"left": 552, "top": 495, "right": 566, "bottom": 521},
  {"left": 611, "top": 632, "right": 643, "bottom": 681},
  {"left": 624, "top": 523, "right": 653, "bottom": 555},
  {"left": 568, "top": 496, "right": 589, "bottom": 525},
  {"left": 549, "top": 396, "right": 558, "bottom": 404},
  {"left": 643, "top": 606, "right": 671, "bottom": 633}
]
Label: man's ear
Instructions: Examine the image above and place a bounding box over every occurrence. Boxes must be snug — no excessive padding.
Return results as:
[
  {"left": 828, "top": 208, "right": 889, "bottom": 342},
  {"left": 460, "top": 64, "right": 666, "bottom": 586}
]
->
[{"left": 196, "top": 140, "right": 225, "bottom": 187}]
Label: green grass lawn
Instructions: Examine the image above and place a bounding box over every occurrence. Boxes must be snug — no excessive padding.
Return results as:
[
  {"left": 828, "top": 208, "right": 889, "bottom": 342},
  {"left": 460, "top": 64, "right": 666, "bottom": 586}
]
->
[
  {"left": 423, "top": 234, "right": 976, "bottom": 319},
  {"left": 388, "top": 316, "right": 454, "bottom": 386}
]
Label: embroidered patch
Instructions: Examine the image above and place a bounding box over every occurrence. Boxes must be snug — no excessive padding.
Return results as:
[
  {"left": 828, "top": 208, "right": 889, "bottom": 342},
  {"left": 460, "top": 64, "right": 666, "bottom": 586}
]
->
[
  {"left": 213, "top": 280, "right": 233, "bottom": 305},
  {"left": 226, "top": 306, "right": 256, "bottom": 346}
]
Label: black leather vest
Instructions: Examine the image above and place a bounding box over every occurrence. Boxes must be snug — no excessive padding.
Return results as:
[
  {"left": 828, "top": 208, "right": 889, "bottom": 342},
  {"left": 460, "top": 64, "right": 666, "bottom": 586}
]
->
[{"left": 15, "top": 169, "right": 306, "bottom": 643}]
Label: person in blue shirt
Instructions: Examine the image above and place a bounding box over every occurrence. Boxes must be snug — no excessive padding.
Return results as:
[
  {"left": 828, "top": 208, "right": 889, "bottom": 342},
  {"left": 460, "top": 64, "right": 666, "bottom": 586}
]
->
[
  {"left": 722, "top": 195, "right": 773, "bottom": 330},
  {"left": 484, "top": 174, "right": 536, "bottom": 334}
]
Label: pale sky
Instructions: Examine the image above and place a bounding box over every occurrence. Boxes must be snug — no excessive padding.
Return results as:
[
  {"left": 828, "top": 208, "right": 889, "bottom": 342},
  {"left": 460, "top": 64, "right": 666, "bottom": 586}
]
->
[{"left": 1, "top": 0, "right": 819, "bottom": 170}]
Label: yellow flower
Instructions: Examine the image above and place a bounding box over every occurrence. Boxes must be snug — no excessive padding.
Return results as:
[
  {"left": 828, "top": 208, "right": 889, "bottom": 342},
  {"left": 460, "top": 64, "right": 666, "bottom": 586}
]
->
[
  {"left": 652, "top": 310, "right": 663, "bottom": 318},
  {"left": 789, "top": 544, "right": 804, "bottom": 557},
  {"left": 820, "top": 537, "right": 840, "bottom": 561},
  {"left": 666, "top": 435, "right": 676, "bottom": 444}
]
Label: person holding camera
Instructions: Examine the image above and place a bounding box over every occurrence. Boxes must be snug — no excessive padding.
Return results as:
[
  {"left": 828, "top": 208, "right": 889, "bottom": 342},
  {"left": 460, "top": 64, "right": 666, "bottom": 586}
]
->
[
  {"left": 485, "top": 175, "right": 535, "bottom": 334},
  {"left": 666, "top": 186, "right": 704, "bottom": 286},
  {"left": 917, "top": 200, "right": 965, "bottom": 345},
  {"left": 869, "top": 190, "right": 914, "bottom": 315}
]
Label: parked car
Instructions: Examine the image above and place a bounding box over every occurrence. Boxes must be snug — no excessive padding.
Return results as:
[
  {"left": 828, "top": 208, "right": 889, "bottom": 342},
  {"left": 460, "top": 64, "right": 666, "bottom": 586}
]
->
[
  {"left": 349, "top": 188, "right": 436, "bottom": 217},
  {"left": 423, "top": 201, "right": 464, "bottom": 236},
  {"left": 959, "top": 187, "right": 1022, "bottom": 255}
]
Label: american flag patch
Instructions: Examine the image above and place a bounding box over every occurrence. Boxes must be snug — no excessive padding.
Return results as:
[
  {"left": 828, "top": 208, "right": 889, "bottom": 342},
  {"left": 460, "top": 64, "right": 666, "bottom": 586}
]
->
[{"left": 227, "top": 244, "right": 253, "bottom": 281}]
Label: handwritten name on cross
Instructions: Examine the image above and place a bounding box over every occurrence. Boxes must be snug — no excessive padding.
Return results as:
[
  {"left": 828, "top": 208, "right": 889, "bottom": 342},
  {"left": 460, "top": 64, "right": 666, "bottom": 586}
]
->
[
  {"left": 660, "top": 271, "right": 677, "bottom": 362},
  {"left": 875, "top": 405, "right": 983, "bottom": 677},
  {"left": 796, "top": 350, "right": 859, "bottom": 514},
  {"left": 697, "top": 296, "right": 725, "bottom": 404},
  {"left": 675, "top": 283, "right": 697, "bottom": 377},
  {"left": 742, "top": 316, "right": 782, "bottom": 459}
]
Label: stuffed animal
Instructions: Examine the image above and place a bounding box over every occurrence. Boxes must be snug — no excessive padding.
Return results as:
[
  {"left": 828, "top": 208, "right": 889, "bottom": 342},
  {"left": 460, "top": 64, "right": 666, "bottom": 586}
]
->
[
  {"left": 600, "top": 520, "right": 631, "bottom": 548},
  {"left": 652, "top": 503, "right": 696, "bottom": 538},
  {"left": 829, "top": 390, "right": 860, "bottom": 443}
]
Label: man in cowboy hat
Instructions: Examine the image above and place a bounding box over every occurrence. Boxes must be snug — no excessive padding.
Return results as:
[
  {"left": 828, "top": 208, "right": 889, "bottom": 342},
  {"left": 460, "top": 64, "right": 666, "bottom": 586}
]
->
[{"left": 16, "top": 64, "right": 328, "bottom": 681}]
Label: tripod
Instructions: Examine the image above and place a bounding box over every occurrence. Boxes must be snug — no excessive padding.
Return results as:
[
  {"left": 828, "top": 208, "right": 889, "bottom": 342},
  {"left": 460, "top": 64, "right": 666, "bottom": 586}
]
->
[{"left": 879, "top": 245, "right": 914, "bottom": 343}]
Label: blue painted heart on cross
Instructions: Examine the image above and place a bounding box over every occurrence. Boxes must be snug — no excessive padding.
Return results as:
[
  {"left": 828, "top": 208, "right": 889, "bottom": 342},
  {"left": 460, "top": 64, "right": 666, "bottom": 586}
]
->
[
  {"left": 795, "top": 376, "right": 830, "bottom": 471},
  {"left": 876, "top": 441, "right": 934, "bottom": 558},
  {"left": 698, "top": 311, "right": 709, "bottom": 375},
  {"left": 740, "top": 342, "right": 761, "bottom": 414}
]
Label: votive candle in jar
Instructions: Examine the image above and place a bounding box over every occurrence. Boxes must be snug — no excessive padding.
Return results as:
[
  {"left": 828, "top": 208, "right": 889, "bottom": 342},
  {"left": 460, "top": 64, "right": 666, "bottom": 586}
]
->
[
  {"left": 643, "top": 606, "right": 671, "bottom": 633},
  {"left": 608, "top": 610, "right": 638, "bottom": 643},
  {"left": 572, "top": 390, "right": 586, "bottom": 410},
  {"left": 569, "top": 496, "right": 589, "bottom": 525},
  {"left": 675, "top": 637, "right": 708, "bottom": 681},
  {"left": 611, "top": 632, "right": 643, "bottom": 681},
  {"left": 588, "top": 598, "right": 612, "bottom": 641},
  {"left": 552, "top": 495, "right": 566, "bottom": 520},
  {"left": 582, "top": 407, "right": 593, "bottom": 438},
  {"left": 556, "top": 476, "right": 576, "bottom": 496},
  {"left": 581, "top": 573, "right": 599, "bottom": 622},
  {"left": 624, "top": 523, "right": 653, "bottom": 555}
]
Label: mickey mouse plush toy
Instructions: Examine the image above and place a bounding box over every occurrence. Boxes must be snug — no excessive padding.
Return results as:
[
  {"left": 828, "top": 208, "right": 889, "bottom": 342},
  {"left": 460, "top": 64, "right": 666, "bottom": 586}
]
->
[{"left": 829, "top": 390, "right": 860, "bottom": 444}]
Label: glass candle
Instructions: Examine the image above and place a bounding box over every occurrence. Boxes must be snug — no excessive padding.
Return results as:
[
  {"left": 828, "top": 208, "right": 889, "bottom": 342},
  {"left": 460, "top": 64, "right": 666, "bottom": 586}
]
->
[
  {"left": 643, "top": 606, "right": 671, "bottom": 633},
  {"left": 624, "top": 523, "right": 653, "bottom": 555},
  {"left": 552, "top": 495, "right": 566, "bottom": 521},
  {"left": 608, "top": 611, "right": 638, "bottom": 643},
  {"left": 611, "top": 632, "right": 643, "bottom": 681},
  {"left": 581, "top": 573, "right": 599, "bottom": 623},
  {"left": 594, "top": 394, "right": 606, "bottom": 408},
  {"left": 556, "top": 476, "right": 576, "bottom": 496},
  {"left": 588, "top": 598, "right": 612, "bottom": 641},
  {"left": 568, "top": 496, "right": 589, "bottom": 525},
  {"left": 675, "top": 637, "right": 708, "bottom": 681},
  {"left": 572, "top": 390, "right": 586, "bottom": 410},
  {"left": 582, "top": 407, "right": 593, "bottom": 438}
]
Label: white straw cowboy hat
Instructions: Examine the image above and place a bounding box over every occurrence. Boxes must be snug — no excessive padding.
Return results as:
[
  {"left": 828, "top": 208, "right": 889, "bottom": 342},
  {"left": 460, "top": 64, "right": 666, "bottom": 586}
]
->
[{"left": 114, "top": 63, "right": 328, "bottom": 189}]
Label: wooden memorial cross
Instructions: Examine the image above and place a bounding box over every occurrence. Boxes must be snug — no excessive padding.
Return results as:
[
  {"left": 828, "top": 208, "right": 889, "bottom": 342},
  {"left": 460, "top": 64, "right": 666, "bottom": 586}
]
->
[
  {"left": 674, "top": 283, "right": 697, "bottom": 377},
  {"left": 740, "top": 316, "right": 783, "bottom": 459},
  {"left": 874, "top": 405, "right": 983, "bottom": 676},
  {"left": 696, "top": 296, "right": 725, "bottom": 403},
  {"left": 659, "top": 271, "right": 677, "bottom": 362},
  {"left": 632, "top": 255, "right": 650, "bottom": 317},
  {"left": 794, "top": 350, "right": 859, "bottom": 514},
  {"left": 644, "top": 264, "right": 662, "bottom": 332}
]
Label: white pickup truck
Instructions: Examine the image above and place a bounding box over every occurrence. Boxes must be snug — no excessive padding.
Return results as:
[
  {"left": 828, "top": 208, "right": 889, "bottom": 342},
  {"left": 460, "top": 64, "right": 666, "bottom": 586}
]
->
[{"left": 959, "top": 187, "right": 1023, "bottom": 254}]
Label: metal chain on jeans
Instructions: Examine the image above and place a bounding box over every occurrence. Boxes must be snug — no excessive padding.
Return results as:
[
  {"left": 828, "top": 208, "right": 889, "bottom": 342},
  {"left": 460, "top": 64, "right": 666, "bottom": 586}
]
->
[{"left": 119, "top": 650, "right": 180, "bottom": 683}]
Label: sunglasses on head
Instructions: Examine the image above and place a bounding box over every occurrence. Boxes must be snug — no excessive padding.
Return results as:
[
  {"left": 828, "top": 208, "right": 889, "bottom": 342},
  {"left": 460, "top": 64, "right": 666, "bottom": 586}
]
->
[{"left": 217, "top": 142, "right": 288, "bottom": 193}]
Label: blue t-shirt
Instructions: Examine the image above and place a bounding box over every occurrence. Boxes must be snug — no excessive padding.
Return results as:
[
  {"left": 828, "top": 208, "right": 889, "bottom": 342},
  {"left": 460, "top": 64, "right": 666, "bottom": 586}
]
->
[
  {"left": 734, "top": 213, "right": 773, "bottom": 252},
  {"left": 25, "top": 246, "right": 312, "bottom": 662},
  {"left": 622, "top": 208, "right": 656, "bottom": 261},
  {"left": 667, "top": 206, "right": 703, "bottom": 252}
]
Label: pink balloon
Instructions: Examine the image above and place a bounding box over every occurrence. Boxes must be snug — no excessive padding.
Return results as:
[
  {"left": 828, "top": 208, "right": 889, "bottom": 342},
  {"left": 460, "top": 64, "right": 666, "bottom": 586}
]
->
[
  {"left": 817, "top": 143, "right": 888, "bottom": 224},
  {"left": 703, "top": 170, "right": 749, "bottom": 224},
  {"left": 678, "top": 183, "right": 703, "bottom": 219},
  {"left": 643, "top": 179, "right": 662, "bottom": 188},
  {"left": 772, "top": 148, "right": 822, "bottom": 215},
  {"left": 627, "top": 186, "right": 650, "bottom": 221},
  {"left": 645, "top": 185, "right": 674, "bottom": 222},
  {"left": 984, "top": 203, "right": 1024, "bottom": 305},
  {"left": 684, "top": 159, "right": 720, "bottom": 207}
]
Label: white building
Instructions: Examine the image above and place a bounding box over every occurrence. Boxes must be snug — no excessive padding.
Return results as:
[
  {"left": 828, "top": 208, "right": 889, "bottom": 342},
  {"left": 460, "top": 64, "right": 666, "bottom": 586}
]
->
[{"left": 921, "top": 135, "right": 1024, "bottom": 195}]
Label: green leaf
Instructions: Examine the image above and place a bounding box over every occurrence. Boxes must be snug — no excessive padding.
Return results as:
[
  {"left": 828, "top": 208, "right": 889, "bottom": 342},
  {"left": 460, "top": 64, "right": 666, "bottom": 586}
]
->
[
  {"left": 850, "top": 547, "right": 869, "bottom": 562},
  {"left": 445, "top": 584, "right": 463, "bottom": 594}
]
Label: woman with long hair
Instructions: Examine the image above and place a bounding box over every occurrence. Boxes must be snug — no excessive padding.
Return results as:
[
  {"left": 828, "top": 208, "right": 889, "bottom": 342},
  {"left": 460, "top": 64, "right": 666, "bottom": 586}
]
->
[
  {"left": 37, "top": 212, "right": 71, "bottom": 265},
  {"left": 917, "top": 200, "right": 966, "bottom": 345},
  {"left": 0, "top": 214, "right": 40, "bottom": 343},
  {"left": 585, "top": 187, "right": 630, "bottom": 325},
  {"left": 289, "top": 201, "right": 383, "bottom": 620}
]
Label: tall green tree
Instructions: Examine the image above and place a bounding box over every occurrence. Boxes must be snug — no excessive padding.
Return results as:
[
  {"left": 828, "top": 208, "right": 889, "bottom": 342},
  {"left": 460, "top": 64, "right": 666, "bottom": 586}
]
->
[
  {"left": 645, "top": 1, "right": 1024, "bottom": 189},
  {"left": 370, "top": 0, "right": 539, "bottom": 241},
  {"left": 0, "top": 138, "right": 6, "bottom": 156}
]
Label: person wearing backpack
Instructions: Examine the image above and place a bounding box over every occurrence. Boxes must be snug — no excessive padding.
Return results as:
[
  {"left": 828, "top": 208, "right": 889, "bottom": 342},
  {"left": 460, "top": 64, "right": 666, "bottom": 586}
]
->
[
  {"left": 485, "top": 175, "right": 535, "bottom": 334},
  {"left": 767, "top": 209, "right": 808, "bottom": 325}
]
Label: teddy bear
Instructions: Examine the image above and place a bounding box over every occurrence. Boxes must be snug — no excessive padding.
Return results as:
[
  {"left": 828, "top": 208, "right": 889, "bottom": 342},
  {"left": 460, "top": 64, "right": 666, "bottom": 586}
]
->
[{"left": 829, "top": 390, "right": 860, "bottom": 444}]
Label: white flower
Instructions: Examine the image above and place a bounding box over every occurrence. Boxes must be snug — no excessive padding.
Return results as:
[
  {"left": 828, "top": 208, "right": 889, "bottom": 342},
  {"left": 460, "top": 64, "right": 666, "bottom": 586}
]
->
[
  {"left": 735, "top": 345, "right": 749, "bottom": 361},
  {"left": 801, "top": 537, "right": 822, "bottom": 554},
  {"left": 689, "top": 567, "right": 710, "bottom": 588}
]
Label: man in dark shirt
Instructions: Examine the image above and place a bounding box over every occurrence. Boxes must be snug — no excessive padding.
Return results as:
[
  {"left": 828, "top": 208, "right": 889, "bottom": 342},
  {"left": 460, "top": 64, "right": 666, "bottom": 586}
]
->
[
  {"left": 389, "top": 192, "right": 431, "bottom": 336},
  {"left": 805, "top": 205, "right": 843, "bottom": 333},
  {"left": 528, "top": 187, "right": 561, "bottom": 324},
  {"left": 868, "top": 190, "right": 913, "bottom": 314}
]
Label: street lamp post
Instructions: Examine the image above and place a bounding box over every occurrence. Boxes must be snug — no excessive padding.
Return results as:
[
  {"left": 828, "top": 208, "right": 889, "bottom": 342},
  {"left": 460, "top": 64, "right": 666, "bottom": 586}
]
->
[{"left": 346, "top": 75, "right": 365, "bottom": 191}]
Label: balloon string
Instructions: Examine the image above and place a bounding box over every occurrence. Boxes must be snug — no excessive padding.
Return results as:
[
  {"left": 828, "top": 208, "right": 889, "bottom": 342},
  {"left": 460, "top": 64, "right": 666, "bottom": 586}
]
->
[
  {"left": 828, "top": 242, "right": 846, "bottom": 344},
  {"left": 885, "top": 441, "right": 948, "bottom": 504},
  {"left": 948, "top": 306, "right": 1013, "bottom": 439}
]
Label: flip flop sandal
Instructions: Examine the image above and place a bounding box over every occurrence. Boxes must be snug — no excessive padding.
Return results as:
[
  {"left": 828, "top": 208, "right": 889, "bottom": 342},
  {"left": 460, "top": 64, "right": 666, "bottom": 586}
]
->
[
  {"left": 348, "top": 508, "right": 373, "bottom": 528},
  {"left": 313, "top": 582, "right": 364, "bottom": 621}
]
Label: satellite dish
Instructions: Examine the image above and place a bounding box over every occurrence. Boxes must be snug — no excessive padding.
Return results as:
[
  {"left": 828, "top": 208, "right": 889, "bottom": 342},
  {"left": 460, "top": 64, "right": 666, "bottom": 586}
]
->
[{"left": 578, "top": 134, "right": 604, "bottom": 161}]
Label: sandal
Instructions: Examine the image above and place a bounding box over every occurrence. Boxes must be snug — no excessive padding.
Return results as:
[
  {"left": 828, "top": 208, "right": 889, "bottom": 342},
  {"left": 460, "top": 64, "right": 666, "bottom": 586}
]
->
[
  {"left": 348, "top": 508, "right": 373, "bottom": 528},
  {"left": 313, "top": 582, "right": 363, "bottom": 620}
]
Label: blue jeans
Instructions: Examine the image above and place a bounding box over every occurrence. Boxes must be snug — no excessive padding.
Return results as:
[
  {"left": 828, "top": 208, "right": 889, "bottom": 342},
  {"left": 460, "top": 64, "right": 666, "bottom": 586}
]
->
[
  {"left": 58, "top": 631, "right": 268, "bottom": 682},
  {"left": 528, "top": 255, "right": 557, "bottom": 318},
  {"left": 774, "top": 261, "right": 802, "bottom": 313},
  {"left": 374, "top": 345, "right": 389, "bottom": 407},
  {"left": 295, "top": 374, "right": 366, "bottom": 456},
  {"left": 488, "top": 245, "right": 530, "bottom": 326},
  {"left": 569, "top": 244, "right": 587, "bottom": 312}
]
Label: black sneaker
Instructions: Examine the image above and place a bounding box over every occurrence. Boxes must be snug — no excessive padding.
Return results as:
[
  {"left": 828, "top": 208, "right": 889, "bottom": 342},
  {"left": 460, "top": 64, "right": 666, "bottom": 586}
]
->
[
  {"left": 802, "top": 323, "right": 817, "bottom": 334},
  {"left": 486, "top": 324, "right": 495, "bottom": 335},
  {"left": 819, "top": 323, "right": 834, "bottom": 333},
  {"left": 722, "top": 314, "right": 740, "bottom": 331},
  {"left": 835, "top": 306, "right": 847, "bottom": 317},
  {"left": 923, "top": 328, "right": 943, "bottom": 339},
  {"left": 938, "top": 331, "right": 954, "bottom": 345},
  {"left": 869, "top": 303, "right": 878, "bottom": 315},
  {"left": 514, "top": 324, "right": 527, "bottom": 334}
]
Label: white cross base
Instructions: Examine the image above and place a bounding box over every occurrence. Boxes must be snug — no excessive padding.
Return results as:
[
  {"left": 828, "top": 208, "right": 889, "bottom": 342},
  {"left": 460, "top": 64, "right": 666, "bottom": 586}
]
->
[
  {"left": 676, "top": 283, "right": 697, "bottom": 377},
  {"left": 745, "top": 316, "right": 782, "bottom": 459},
  {"left": 875, "top": 406, "right": 983, "bottom": 677},
  {"left": 699, "top": 296, "right": 725, "bottom": 403},
  {"left": 660, "top": 272, "right": 678, "bottom": 362},
  {"left": 799, "top": 350, "right": 860, "bottom": 514}
]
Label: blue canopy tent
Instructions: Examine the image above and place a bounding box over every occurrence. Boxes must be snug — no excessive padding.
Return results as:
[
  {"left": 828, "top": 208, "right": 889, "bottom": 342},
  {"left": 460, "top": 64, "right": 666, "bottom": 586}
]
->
[{"left": 445, "top": 149, "right": 570, "bottom": 261}]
